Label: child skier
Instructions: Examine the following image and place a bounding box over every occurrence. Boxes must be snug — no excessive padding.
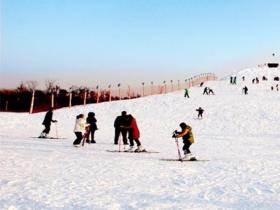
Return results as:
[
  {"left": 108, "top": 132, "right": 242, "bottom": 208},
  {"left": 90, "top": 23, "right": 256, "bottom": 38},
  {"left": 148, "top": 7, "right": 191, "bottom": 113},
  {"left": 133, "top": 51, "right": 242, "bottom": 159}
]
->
[
  {"left": 86, "top": 112, "right": 97, "bottom": 143},
  {"left": 196, "top": 107, "right": 204, "bottom": 119},
  {"left": 172, "top": 122, "right": 195, "bottom": 160}
]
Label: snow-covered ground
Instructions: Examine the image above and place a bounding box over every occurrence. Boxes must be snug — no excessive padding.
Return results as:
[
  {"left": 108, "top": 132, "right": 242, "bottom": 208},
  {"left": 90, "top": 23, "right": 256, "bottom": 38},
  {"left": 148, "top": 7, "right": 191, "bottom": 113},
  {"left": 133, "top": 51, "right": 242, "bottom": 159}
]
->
[{"left": 1, "top": 67, "right": 280, "bottom": 210}]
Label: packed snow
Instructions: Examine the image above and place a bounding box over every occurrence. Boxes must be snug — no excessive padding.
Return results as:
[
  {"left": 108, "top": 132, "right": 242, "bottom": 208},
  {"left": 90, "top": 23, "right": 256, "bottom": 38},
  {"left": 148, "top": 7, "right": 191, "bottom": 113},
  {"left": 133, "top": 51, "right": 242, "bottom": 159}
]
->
[{"left": 1, "top": 67, "right": 280, "bottom": 210}]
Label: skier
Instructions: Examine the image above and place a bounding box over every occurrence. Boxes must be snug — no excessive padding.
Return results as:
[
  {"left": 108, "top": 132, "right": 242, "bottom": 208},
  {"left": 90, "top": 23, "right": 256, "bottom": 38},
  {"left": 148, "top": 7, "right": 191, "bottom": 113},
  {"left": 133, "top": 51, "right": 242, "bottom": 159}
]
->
[
  {"left": 125, "top": 114, "right": 145, "bottom": 152},
  {"left": 203, "top": 87, "right": 209, "bottom": 95},
  {"left": 208, "top": 88, "right": 215, "bottom": 95},
  {"left": 73, "top": 114, "right": 89, "bottom": 146},
  {"left": 114, "top": 111, "right": 129, "bottom": 145},
  {"left": 184, "top": 88, "right": 190, "bottom": 98},
  {"left": 86, "top": 112, "right": 97, "bottom": 143},
  {"left": 172, "top": 122, "right": 195, "bottom": 160},
  {"left": 39, "top": 107, "right": 57, "bottom": 138},
  {"left": 242, "top": 86, "right": 248, "bottom": 95},
  {"left": 196, "top": 107, "right": 204, "bottom": 119}
]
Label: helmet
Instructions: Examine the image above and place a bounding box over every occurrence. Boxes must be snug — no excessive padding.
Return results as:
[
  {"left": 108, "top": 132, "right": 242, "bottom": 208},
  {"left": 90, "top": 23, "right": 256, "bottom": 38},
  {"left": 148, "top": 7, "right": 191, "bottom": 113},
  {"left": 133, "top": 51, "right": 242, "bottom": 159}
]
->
[{"left": 179, "top": 122, "right": 187, "bottom": 129}]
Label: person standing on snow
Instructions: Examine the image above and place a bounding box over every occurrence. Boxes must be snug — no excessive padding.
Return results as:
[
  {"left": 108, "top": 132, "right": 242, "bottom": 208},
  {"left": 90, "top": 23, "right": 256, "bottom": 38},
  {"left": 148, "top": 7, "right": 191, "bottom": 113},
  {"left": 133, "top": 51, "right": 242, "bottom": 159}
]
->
[
  {"left": 172, "top": 122, "right": 195, "bottom": 160},
  {"left": 86, "top": 112, "right": 97, "bottom": 144},
  {"left": 125, "top": 114, "right": 145, "bottom": 152},
  {"left": 73, "top": 114, "right": 89, "bottom": 146},
  {"left": 114, "top": 111, "right": 129, "bottom": 145},
  {"left": 184, "top": 88, "right": 190, "bottom": 98},
  {"left": 242, "top": 86, "right": 248, "bottom": 95},
  {"left": 196, "top": 107, "right": 204, "bottom": 119},
  {"left": 40, "top": 107, "right": 57, "bottom": 138}
]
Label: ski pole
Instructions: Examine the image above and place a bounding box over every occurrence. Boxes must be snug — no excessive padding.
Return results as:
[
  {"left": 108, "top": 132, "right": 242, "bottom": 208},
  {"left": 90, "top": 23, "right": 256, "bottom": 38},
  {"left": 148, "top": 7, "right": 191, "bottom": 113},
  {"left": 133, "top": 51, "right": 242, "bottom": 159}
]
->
[
  {"left": 118, "top": 135, "right": 122, "bottom": 152},
  {"left": 175, "top": 137, "right": 182, "bottom": 161},
  {"left": 55, "top": 122, "right": 58, "bottom": 139}
]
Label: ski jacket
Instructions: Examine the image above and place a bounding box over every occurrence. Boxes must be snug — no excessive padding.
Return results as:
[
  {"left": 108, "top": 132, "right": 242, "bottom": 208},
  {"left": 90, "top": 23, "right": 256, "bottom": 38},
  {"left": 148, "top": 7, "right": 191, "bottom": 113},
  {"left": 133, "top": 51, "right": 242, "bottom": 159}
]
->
[
  {"left": 86, "top": 117, "right": 97, "bottom": 131},
  {"left": 175, "top": 126, "right": 194, "bottom": 143},
  {"left": 130, "top": 118, "right": 140, "bottom": 139},
  {"left": 42, "top": 111, "right": 54, "bottom": 126},
  {"left": 114, "top": 115, "right": 130, "bottom": 128},
  {"left": 74, "top": 118, "right": 88, "bottom": 134}
]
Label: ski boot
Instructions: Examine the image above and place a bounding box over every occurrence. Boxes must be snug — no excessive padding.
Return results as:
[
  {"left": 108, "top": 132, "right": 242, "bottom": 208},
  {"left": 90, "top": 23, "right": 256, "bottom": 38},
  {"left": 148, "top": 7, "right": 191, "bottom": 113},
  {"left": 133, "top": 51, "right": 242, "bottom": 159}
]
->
[
  {"left": 182, "top": 153, "right": 196, "bottom": 161},
  {"left": 125, "top": 146, "right": 134, "bottom": 152},
  {"left": 134, "top": 145, "right": 146, "bottom": 152}
]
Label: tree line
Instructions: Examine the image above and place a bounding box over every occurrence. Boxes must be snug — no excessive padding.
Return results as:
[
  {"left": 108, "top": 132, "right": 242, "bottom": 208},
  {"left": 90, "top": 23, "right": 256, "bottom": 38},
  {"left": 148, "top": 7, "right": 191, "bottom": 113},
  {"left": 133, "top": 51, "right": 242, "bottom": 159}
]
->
[{"left": 0, "top": 73, "right": 216, "bottom": 113}]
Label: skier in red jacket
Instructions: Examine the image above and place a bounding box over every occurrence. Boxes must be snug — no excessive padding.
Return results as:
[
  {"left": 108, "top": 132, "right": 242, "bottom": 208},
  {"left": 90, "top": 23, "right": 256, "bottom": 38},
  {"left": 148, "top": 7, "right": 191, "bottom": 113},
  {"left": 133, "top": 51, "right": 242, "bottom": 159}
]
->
[{"left": 126, "top": 114, "right": 145, "bottom": 152}]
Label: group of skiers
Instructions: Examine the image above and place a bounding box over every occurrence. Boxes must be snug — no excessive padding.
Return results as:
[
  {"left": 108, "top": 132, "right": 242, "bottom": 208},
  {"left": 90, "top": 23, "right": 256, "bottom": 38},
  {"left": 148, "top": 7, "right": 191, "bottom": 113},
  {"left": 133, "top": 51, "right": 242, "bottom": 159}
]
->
[
  {"left": 40, "top": 107, "right": 195, "bottom": 160},
  {"left": 113, "top": 111, "right": 145, "bottom": 152}
]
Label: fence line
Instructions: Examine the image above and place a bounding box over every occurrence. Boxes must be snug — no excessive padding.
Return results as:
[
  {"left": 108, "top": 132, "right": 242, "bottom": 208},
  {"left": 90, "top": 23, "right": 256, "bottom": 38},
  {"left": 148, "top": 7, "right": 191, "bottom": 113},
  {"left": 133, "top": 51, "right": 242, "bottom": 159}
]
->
[
  {"left": 0, "top": 73, "right": 217, "bottom": 113},
  {"left": 109, "top": 73, "right": 217, "bottom": 98}
]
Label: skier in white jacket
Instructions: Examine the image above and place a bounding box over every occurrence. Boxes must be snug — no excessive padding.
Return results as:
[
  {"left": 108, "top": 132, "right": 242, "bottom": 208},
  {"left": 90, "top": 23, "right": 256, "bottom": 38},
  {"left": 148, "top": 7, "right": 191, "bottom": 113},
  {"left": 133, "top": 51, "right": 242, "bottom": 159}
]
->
[{"left": 73, "top": 114, "right": 88, "bottom": 146}]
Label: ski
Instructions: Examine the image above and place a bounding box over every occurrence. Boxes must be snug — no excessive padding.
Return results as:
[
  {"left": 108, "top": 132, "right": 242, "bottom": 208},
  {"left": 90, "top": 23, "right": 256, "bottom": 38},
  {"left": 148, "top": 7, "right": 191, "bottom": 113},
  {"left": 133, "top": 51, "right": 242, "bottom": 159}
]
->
[
  {"left": 32, "top": 136, "right": 66, "bottom": 139},
  {"left": 160, "top": 158, "right": 209, "bottom": 162},
  {"left": 106, "top": 150, "right": 159, "bottom": 154}
]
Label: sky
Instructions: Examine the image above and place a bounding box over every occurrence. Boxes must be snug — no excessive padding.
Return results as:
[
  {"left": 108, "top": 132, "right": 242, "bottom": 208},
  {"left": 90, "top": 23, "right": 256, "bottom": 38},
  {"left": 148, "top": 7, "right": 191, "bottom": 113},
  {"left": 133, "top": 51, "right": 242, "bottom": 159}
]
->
[{"left": 0, "top": 0, "right": 280, "bottom": 89}]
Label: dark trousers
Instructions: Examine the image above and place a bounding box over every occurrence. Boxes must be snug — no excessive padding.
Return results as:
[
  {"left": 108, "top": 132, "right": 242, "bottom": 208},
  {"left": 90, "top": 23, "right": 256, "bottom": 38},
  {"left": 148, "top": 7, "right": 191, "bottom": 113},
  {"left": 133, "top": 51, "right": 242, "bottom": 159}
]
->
[
  {"left": 198, "top": 113, "right": 203, "bottom": 118},
  {"left": 182, "top": 141, "right": 192, "bottom": 154},
  {"left": 86, "top": 130, "right": 96, "bottom": 142},
  {"left": 129, "top": 138, "right": 141, "bottom": 147},
  {"left": 128, "top": 129, "right": 141, "bottom": 146},
  {"left": 114, "top": 128, "right": 128, "bottom": 144},
  {"left": 42, "top": 124, "right": 51, "bottom": 134},
  {"left": 73, "top": 132, "right": 83, "bottom": 145}
]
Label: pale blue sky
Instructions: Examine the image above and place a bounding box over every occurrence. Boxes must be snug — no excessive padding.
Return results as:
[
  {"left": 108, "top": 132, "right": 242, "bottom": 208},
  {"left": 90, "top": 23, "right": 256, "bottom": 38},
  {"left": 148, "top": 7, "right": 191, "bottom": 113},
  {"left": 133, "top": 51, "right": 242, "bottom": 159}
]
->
[{"left": 1, "top": 0, "right": 280, "bottom": 88}]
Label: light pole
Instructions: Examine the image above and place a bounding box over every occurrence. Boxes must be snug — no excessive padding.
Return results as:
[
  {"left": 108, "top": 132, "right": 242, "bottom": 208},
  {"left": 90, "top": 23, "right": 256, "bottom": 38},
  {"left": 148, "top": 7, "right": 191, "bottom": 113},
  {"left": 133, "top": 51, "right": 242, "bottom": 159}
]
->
[
  {"left": 118, "top": 83, "right": 121, "bottom": 100},
  {"left": 151, "top": 81, "right": 154, "bottom": 95},
  {"left": 108, "top": 85, "right": 111, "bottom": 102},
  {"left": 96, "top": 85, "right": 100, "bottom": 103},
  {"left": 142, "top": 82, "right": 145, "bottom": 97}
]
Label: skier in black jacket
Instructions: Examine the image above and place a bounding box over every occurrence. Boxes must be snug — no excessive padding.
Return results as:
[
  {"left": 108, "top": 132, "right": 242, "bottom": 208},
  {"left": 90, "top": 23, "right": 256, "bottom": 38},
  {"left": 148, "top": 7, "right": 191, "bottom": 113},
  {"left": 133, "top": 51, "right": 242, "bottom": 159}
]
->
[
  {"left": 86, "top": 112, "right": 97, "bottom": 143},
  {"left": 114, "top": 111, "right": 129, "bottom": 145},
  {"left": 196, "top": 107, "right": 204, "bottom": 119},
  {"left": 40, "top": 107, "right": 57, "bottom": 138}
]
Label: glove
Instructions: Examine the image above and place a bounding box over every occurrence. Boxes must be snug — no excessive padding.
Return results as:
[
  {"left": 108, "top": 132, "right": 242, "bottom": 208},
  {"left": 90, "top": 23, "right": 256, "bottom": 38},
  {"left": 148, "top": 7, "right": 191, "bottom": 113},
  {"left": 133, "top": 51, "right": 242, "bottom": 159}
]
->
[
  {"left": 54, "top": 120, "right": 58, "bottom": 123},
  {"left": 172, "top": 133, "right": 176, "bottom": 138}
]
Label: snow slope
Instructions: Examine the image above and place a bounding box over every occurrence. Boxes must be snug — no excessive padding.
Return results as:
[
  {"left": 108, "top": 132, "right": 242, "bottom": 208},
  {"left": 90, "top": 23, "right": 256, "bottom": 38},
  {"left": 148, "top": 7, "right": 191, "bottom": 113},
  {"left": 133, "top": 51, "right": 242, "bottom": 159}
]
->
[{"left": 1, "top": 67, "right": 280, "bottom": 210}]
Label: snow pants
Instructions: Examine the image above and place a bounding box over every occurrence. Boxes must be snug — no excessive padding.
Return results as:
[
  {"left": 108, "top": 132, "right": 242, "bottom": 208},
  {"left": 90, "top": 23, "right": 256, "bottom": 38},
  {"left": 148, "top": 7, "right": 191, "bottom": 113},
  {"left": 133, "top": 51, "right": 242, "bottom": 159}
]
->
[
  {"left": 42, "top": 124, "right": 51, "bottom": 134},
  {"left": 128, "top": 129, "right": 141, "bottom": 147},
  {"left": 183, "top": 140, "right": 192, "bottom": 154},
  {"left": 73, "top": 132, "right": 83, "bottom": 145},
  {"left": 114, "top": 128, "right": 128, "bottom": 145}
]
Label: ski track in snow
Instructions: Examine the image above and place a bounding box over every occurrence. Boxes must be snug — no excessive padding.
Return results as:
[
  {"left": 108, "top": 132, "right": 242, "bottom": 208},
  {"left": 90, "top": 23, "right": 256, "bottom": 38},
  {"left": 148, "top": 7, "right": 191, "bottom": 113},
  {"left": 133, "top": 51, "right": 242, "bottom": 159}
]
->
[{"left": 1, "top": 68, "right": 280, "bottom": 210}]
